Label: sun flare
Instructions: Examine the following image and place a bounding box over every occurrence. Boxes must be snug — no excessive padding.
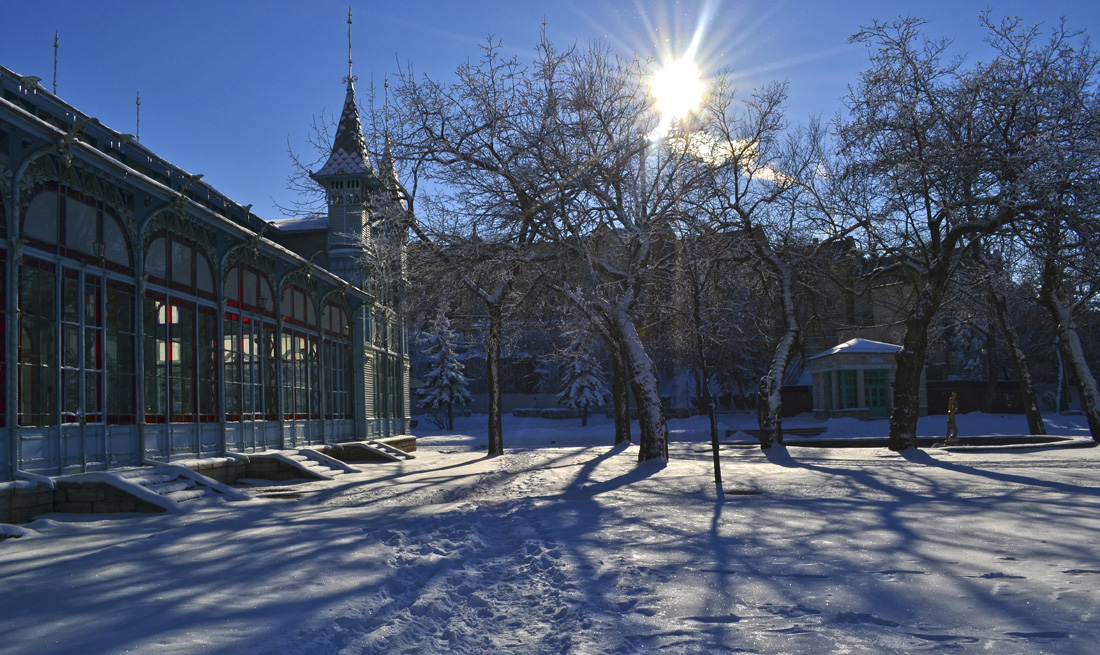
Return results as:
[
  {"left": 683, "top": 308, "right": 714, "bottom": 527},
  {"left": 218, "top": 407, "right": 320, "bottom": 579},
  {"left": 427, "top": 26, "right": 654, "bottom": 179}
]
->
[{"left": 651, "top": 57, "right": 704, "bottom": 129}]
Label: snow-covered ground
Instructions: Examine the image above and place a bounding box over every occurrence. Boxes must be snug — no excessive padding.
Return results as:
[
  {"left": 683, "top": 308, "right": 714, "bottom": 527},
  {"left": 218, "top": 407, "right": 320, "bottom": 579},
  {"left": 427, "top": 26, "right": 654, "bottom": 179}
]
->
[{"left": 2, "top": 412, "right": 1099, "bottom": 654}]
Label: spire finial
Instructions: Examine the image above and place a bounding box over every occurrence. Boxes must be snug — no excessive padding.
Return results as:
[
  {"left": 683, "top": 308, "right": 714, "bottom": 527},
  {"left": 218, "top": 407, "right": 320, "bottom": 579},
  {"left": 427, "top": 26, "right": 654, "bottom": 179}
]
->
[
  {"left": 135, "top": 90, "right": 141, "bottom": 141},
  {"left": 384, "top": 72, "right": 390, "bottom": 133},
  {"left": 343, "top": 6, "right": 357, "bottom": 88},
  {"left": 52, "top": 30, "right": 58, "bottom": 94}
]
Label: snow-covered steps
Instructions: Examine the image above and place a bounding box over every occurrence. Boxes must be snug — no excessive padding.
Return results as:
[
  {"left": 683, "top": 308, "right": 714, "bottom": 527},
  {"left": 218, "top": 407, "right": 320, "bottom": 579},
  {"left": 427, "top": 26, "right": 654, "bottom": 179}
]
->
[
  {"left": 315, "top": 439, "right": 417, "bottom": 464},
  {"left": 57, "top": 465, "right": 249, "bottom": 514},
  {"left": 291, "top": 449, "right": 359, "bottom": 477},
  {"left": 247, "top": 449, "right": 359, "bottom": 481},
  {"left": 351, "top": 439, "right": 416, "bottom": 462}
]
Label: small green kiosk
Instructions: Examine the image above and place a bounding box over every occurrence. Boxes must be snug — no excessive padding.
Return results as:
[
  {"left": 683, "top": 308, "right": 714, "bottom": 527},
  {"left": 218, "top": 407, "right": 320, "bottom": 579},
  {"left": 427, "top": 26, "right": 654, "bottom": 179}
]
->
[{"left": 809, "top": 338, "right": 927, "bottom": 420}]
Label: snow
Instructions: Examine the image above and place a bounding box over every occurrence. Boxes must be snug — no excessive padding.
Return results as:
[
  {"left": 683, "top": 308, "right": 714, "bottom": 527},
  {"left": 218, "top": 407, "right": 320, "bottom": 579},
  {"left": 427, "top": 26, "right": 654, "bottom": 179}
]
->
[
  {"left": 267, "top": 214, "right": 329, "bottom": 232},
  {"left": 2, "top": 412, "right": 1099, "bottom": 654},
  {"left": 808, "top": 337, "right": 902, "bottom": 359}
]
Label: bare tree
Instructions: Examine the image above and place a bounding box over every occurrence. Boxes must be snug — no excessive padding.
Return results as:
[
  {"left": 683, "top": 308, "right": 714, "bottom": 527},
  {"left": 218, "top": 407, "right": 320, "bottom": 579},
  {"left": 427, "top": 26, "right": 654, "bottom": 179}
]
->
[
  {"left": 836, "top": 16, "right": 1040, "bottom": 450},
  {"left": 388, "top": 36, "right": 568, "bottom": 456},
  {"left": 692, "top": 77, "right": 845, "bottom": 449},
  {"left": 982, "top": 15, "right": 1100, "bottom": 440},
  {"left": 542, "top": 44, "right": 707, "bottom": 462}
]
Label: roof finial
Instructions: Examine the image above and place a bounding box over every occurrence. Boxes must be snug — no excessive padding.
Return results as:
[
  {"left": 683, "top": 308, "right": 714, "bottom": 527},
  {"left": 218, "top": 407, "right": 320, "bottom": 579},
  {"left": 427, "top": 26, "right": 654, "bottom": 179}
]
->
[
  {"left": 343, "top": 6, "right": 357, "bottom": 88},
  {"left": 52, "top": 30, "right": 58, "bottom": 94},
  {"left": 135, "top": 90, "right": 141, "bottom": 142},
  {"left": 384, "top": 72, "right": 390, "bottom": 134}
]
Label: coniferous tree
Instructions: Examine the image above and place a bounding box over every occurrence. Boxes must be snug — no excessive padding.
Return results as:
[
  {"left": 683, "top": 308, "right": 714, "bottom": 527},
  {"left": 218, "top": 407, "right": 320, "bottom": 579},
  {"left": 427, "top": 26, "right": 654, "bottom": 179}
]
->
[
  {"left": 557, "top": 328, "right": 611, "bottom": 427},
  {"left": 417, "top": 307, "right": 471, "bottom": 430}
]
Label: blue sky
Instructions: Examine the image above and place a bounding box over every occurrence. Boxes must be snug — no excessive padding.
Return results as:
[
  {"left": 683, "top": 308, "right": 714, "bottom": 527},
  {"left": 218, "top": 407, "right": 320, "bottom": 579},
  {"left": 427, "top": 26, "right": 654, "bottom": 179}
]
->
[{"left": 4, "top": 1, "right": 1098, "bottom": 218}]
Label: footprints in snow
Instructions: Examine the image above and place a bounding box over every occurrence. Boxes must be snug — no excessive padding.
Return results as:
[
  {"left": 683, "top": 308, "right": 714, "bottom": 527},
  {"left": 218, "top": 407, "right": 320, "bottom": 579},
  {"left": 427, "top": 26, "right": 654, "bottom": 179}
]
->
[{"left": 294, "top": 503, "right": 580, "bottom": 655}]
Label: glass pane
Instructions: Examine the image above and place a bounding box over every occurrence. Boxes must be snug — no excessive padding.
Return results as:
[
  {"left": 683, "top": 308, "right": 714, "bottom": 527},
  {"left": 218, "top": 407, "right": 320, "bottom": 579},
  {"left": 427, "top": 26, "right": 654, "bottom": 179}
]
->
[
  {"left": 171, "top": 377, "right": 183, "bottom": 415},
  {"left": 196, "top": 254, "right": 214, "bottom": 295},
  {"left": 103, "top": 214, "right": 130, "bottom": 266},
  {"left": 63, "top": 274, "right": 79, "bottom": 322},
  {"left": 146, "top": 237, "right": 167, "bottom": 280},
  {"left": 224, "top": 267, "right": 240, "bottom": 303},
  {"left": 107, "top": 286, "right": 133, "bottom": 333},
  {"left": 63, "top": 324, "right": 79, "bottom": 368},
  {"left": 85, "top": 371, "right": 100, "bottom": 415},
  {"left": 21, "top": 264, "right": 55, "bottom": 319},
  {"left": 84, "top": 327, "right": 100, "bottom": 369},
  {"left": 243, "top": 269, "right": 257, "bottom": 307},
  {"left": 62, "top": 369, "right": 79, "bottom": 416},
  {"left": 85, "top": 278, "right": 101, "bottom": 325},
  {"left": 264, "top": 324, "right": 277, "bottom": 418},
  {"left": 65, "top": 199, "right": 98, "bottom": 256},
  {"left": 171, "top": 241, "right": 192, "bottom": 287},
  {"left": 282, "top": 288, "right": 294, "bottom": 321},
  {"left": 24, "top": 192, "right": 60, "bottom": 244},
  {"left": 198, "top": 309, "right": 218, "bottom": 416},
  {"left": 180, "top": 377, "right": 194, "bottom": 416},
  {"left": 259, "top": 277, "right": 273, "bottom": 314},
  {"left": 227, "top": 383, "right": 240, "bottom": 416}
]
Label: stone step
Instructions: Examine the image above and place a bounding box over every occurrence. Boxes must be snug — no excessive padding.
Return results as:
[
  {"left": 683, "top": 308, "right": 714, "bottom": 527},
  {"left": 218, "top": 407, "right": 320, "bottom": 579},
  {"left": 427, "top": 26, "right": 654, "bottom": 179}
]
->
[
  {"left": 148, "top": 480, "right": 194, "bottom": 495},
  {"left": 124, "top": 474, "right": 175, "bottom": 486},
  {"left": 116, "top": 467, "right": 174, "bottom": 479},
  {"left": 364, "top": 440, "right": 415, "bottom": 460},
  {"left": 165, "top": 488, "right": 210, "bottom": 503}
]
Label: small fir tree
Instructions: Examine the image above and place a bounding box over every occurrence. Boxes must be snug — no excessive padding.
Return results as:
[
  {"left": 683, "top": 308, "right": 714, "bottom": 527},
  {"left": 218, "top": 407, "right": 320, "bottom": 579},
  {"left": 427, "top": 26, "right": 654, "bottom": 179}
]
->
[
  {"left": 557, "top": 328, "right": 611, "bottom": 427},
  {"left": 417, "top": 308, "right": 471, "bottom": 430}
]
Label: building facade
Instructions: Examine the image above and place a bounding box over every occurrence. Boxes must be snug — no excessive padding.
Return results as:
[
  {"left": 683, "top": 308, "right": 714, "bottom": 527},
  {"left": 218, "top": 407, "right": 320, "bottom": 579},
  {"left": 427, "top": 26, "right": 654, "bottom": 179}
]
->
[
  {"left": 808, "top": 338, "right": 927, "bottom": 420},
  {"left": 0, "top": 63, "right": 409, "bottom": 482}
]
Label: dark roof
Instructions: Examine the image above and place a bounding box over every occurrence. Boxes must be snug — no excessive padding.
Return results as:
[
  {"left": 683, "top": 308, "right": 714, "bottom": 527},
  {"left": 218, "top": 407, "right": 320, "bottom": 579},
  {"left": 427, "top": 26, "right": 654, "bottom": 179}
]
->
[{"left": 313, "top": 81, "right": 373, "bottom": 178}]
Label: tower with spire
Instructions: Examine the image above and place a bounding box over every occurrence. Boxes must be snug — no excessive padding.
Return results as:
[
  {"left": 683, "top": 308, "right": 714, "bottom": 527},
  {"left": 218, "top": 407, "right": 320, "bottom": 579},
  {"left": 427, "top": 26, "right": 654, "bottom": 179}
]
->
[
  {"left": 310, "top": 6, "right": 386, "bottom": 287},
  {"left": 308, "top": 7, "right": 410, "bottom": 436}
]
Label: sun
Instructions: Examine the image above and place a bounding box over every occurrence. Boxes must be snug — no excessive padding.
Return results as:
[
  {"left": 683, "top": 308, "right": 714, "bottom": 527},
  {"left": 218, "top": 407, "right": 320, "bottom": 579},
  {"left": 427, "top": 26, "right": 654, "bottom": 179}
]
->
[{"left": 650, "top": 57, "right": 704, "bottom": 131}]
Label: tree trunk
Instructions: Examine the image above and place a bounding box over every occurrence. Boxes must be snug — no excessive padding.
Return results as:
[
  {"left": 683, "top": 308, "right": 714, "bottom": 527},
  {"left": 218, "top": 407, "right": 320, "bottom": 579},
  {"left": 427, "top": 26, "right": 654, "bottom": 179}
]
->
[
  {"left": 753, "top": 249, "right": 800, "bottom": 450},
  {"left": 609, "top": 339, "right": 632, "bottom": 444},
  {"left": 991, "top": 287, "right": 1045, "bottom": 435},
  {"left": 889, "top": 312, "right": 932, "bottom": 451},
  {"left": 981, "top": 321, "right": 998, "bottom": 414},
  {"left": 1039, "top": 286, "right": 1100, "bottom": 441},
  {"left": 696, "top": 368, "right": 722, "bottom": 484},
  {"left": 611, "top": 318, "right": 667, "bottom": 462},
  {"left": 757, "top": 326, "right": 799, "bottom": 449},
  {"left": 581, "top": 402, "right": 589, "bottom": 427},
  {"left": 689, "top": 267, "right": 721, "bottom": 484},
  {"left": 486, "top": 303, "right": 504, "bottom": 456},
  {"left": 446, "top": 401, "right": 454, "bottom": 431}
]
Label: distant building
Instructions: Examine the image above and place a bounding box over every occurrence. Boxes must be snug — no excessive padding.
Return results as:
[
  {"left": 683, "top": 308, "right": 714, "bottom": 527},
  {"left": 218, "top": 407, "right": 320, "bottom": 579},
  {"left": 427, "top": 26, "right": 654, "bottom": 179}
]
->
[
  {"left": 808, "top": 338, "right": 927, "bottom": 420},
  {"left": 0, "top": 52, "right": 408, "bottom": 483}
]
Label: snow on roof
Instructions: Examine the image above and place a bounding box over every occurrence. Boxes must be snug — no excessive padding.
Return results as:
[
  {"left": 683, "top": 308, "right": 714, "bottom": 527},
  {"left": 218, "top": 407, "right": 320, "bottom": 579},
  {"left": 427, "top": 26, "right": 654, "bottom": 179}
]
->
[
  {"left": 268, "top": 214, "right": 328, "bottom": 232},
  {"left": 808, "top": 338, "right": 902, "bottom": 360},
  {"left": 312, "top": 82, "right": 374, "bottom": 178}
]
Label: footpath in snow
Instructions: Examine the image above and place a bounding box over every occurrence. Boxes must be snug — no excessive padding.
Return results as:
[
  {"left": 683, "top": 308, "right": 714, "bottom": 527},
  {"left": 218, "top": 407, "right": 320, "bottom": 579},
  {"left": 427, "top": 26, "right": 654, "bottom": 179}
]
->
[{"left": 1, "top": 412, "right": 1098, "bottom": 654}]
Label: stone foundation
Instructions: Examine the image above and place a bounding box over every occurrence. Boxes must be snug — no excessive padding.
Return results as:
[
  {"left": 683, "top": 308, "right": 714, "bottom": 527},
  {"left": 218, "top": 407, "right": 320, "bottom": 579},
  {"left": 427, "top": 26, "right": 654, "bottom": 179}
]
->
[
  {"left": 0, "top": 480, "right": 165, "bottom": 525},
  {"left": 0, "top": 436, "right": 417, "bottom": 524}
]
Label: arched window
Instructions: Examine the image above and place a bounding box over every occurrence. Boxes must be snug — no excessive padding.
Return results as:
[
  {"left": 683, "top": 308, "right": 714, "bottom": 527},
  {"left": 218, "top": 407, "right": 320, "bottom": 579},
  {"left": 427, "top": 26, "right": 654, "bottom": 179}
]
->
[
  {"left": 322, "top": 303, "right": 353, "bottom": 419},
  {"left": 17, "top": 188, "right": 136, "bottom": 427},
  {"left": 144, "top": 234, "right": 214, "bottom": 300},
  {"left": 223, "top": 264, "right": 276, "bottom": 421},
  {"left": 144, "top": 232, "right": 217, "bottom": 423},
  {"left": 280, "top": 284, "right": 319, "bottom": 420},
  {"left": 23, "top": 186, "right": 131, "bottom": 271}
]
